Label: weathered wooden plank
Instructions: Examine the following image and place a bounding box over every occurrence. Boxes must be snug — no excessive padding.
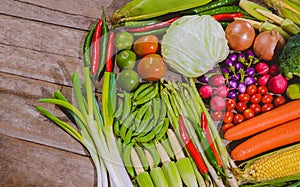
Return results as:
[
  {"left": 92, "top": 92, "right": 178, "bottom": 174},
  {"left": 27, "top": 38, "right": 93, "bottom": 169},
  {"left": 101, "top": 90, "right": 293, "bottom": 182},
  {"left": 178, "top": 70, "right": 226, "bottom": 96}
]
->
[
  {"left": 0, "top": 133, "right": 95, "bottom": 187},
  {"left": 0, "top": 0, "right": 97, "bottom": 30},
  {"left": 0, "top": 14, "right": 85, "bottom": 58},
  {"left": 17, "top": 0, "right": 128, "bottom": 19},
  {"left": 0, "top": 72, "right": 88, "bottom": 155},
  {"left": 0, "top": 43, "right": 81, "bottom": 86}
]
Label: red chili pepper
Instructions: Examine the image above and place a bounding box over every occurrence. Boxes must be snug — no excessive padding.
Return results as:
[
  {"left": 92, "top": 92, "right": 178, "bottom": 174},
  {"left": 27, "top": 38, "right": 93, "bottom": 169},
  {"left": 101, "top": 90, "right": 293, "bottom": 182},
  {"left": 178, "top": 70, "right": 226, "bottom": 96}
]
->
[
  {"left": 105, "top": 32, "right": 115, "bottom": 72},
  {"left": 201, "top": 112, "right": 222, "bottom": 167},
  {"left": 90, "top": 19, "right": 103, "bottom": 75},
  {"left": 212, "top": 12, "right": 243, "bottom": 21},
  {"left": 179, "top": 115, "right": 208, "bottom": 175},
  {"left": 126, "top": 16, "right": 181, "bottom": 33}
]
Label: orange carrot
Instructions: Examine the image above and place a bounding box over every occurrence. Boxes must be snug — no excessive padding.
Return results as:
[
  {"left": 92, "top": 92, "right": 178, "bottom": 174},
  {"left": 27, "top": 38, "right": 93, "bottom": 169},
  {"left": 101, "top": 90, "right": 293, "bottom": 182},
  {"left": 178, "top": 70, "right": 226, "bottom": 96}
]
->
[
  {"left": 231, "top": 118, "right": 300, "bottom": 161},
  {"left": 224, "top": 100, "right": 300, "bottom": 141}
]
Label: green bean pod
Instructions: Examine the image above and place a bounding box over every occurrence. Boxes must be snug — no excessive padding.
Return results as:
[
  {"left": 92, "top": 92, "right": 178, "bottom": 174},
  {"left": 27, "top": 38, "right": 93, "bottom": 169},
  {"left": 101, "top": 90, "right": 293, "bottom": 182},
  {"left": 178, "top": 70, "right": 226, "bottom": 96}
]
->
[
  {"left": 114, "top": 98, "right": 124, "bottom": 119},
  {"left": 134, "top": 83, "right": 157, "bottom": 101},
  {"left": 160, "top": 136, "right": 175, "bottom": 160},
  {"left": 156, "top": 118, "right": 170, "bottom": 141},
  {"left": 121, "top": 91, "right": 132, "bottom": 123},
  {"left": 136, "top": 126, "right": 158, "bottom": 143},
  {"left": 135, "top": 101, "right": 152, "bottom": 128},
  {"left": 133, "top": 107, "right": 153, "bottom": 136},
  {"left": 133, "top": 82, "right": 154, "bottom": 99},
  {"left": 123, "top": 143, "right": 135, "bottom": 178},
  {"left": 142, "top": 142, "right": 161, "bottom": 168},
  {"left": 134, "top": 143, "right": 149, "bottom": 171},
  {"left": 113, "top": 119, "right": 121, "bottom": 136},
  {"left": 120, "top": 110, "right": 138, "bottom": 140},
  {"left": 124, "top": 128, "right": 134, "bottom": 144}
]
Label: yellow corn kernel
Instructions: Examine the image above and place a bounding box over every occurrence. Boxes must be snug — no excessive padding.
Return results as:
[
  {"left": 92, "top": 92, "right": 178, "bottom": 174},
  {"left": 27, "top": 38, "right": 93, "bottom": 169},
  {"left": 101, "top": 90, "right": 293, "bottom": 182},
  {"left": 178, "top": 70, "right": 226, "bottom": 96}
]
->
[{"left": 241, "top": 146, "right": 300, "bottom": 182}]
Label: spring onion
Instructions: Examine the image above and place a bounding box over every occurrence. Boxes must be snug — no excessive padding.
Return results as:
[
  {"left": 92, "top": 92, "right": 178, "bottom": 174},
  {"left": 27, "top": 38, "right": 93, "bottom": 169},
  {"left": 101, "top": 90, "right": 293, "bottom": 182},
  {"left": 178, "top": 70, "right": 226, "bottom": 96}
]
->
[{"left": 37, "top": 67, "right": 133, "bottom": 187}]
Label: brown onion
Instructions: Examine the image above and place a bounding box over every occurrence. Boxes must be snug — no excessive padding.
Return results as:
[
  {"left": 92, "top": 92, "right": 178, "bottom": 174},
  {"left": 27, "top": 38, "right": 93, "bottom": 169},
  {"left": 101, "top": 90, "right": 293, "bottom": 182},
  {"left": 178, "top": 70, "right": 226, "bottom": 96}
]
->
[
  {"left": 225, "top": 20, "right": 256, "bottom": 51},
  {"left": 253, "top": 30, "right": 286, "bottom": 61}
]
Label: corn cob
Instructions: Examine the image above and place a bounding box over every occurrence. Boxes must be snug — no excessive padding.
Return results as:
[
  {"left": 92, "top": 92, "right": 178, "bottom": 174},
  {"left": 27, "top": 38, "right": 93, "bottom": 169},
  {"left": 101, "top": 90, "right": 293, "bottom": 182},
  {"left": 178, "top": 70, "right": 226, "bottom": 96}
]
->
[{"left": 237, "top": 144, "right": 300, "bottom": 182}]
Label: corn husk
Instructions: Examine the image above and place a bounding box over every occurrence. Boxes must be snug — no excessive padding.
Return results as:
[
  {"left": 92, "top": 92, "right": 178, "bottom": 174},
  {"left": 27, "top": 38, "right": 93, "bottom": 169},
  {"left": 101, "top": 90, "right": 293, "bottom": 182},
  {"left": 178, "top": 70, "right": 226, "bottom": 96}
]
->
[
  {"left": 111, "top": 0, "right": 212, "bottom": 25},
  {"left": 264, "top": 0, "right": 300, "bottom": 25}
]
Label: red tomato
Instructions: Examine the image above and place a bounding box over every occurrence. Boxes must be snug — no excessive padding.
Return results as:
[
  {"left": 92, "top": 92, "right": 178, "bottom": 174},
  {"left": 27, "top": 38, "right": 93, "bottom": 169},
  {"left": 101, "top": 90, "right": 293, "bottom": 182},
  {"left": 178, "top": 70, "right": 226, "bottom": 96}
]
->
[
  {"left": 233, "top": 114, "right": 244, "bottom": 125},
  {"left": 250, "top": 93, "right": 262, "bottom": 104},
  {"left": 223, "top": 111, "right": 234, "bottom": 123},
  {"left": 133, "top": 35, "right": 159, "bottom": 56},
  {"left": 246, "top": 85, "right": 257, "bottom": 95},
  {"left": 274, "top": 96, "right": 286, "bottom": 106},
  {"left": 137, "top": 54, "right": 167, "bottom": 81},
  {"left": 262, "top": 93, "right": 273, "bottom": 104},
  {"left": 236, "top": 102, "right": 247, "bottom": 113},
  {"left": 243, "top": 108, "right": 255, "bottom": 119},
  {"left": 222, "top": 123, "right": 234, "bottom": 133},
  {"left": 257, "top": 85, "right": 268, "bottom": 95},
  {"left": 226, "top": 99, "right": 236, "bottom": 110},
  {"left": 238, "top": 93, "right": 250, "bottom": 102},
  {"left": 211, "top": 111, "right": 224, "bottom": 121},
  {"left": 249, "top": 103, "right": 261, "bottom": 114},
  {"left": 261, "top": 103, "right": 274, "bottom": 112}
]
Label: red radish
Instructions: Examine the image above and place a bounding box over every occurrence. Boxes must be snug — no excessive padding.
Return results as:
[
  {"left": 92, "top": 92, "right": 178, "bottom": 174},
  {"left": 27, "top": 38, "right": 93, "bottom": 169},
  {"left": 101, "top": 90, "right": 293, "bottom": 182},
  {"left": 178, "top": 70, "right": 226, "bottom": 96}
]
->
[
  {"left": 209, "top": 74, "right": 225, "bottom": 87},
  {"left": 199, "top": 85, "right": 212, "bottom": 99},
  {"left": 269, "top": 64, "right": 280, "bottom": 75},
  {"left": 213, "top": 85, "right": 229, "bottom": 97},
  {"left": 210, "top": 95, "right": 226, "bottom": 111},
  {"left": 257, "top": 74, "right": 271, "bottom": 86},
  {"left": 267, "top": 74, "right": 288, "bottom": 94},
  {"left": 255, "top": 62, "right": 269, "bottom": 75}
]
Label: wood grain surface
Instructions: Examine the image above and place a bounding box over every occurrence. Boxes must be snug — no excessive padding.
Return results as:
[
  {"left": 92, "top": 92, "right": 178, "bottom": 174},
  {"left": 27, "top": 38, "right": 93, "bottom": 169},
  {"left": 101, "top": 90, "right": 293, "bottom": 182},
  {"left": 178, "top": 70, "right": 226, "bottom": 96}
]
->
[{"left": 0, "top": 0, "right": 264, "bottom": 186}]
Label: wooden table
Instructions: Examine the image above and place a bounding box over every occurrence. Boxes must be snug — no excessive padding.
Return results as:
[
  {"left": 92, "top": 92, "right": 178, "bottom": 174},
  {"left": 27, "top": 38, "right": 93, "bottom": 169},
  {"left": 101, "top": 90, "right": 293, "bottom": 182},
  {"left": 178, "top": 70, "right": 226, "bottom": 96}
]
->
[
  {"left": 1, "top": 0, "right": 265, "bottom": 186},
  {"left": 0, "top": 0, "right": 130, "bottom": 186}
]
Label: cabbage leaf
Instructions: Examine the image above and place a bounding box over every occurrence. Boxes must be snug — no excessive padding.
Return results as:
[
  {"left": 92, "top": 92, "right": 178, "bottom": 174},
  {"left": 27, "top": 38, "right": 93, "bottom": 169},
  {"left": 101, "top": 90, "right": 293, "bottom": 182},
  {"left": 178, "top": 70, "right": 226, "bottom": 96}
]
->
[{"left": 161, "top": 15, "right": 229, "bottom": 78}]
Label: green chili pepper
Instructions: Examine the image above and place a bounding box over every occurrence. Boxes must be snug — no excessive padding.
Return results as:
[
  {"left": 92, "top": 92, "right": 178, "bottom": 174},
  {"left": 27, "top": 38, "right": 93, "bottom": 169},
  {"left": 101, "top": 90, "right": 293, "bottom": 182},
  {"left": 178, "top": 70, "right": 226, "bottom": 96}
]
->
[
  {"left": 83, "top": 22, "right": 97, "bottom": 67},
  {"left": 198, "top": 5, "right": 245, "bottom": 15},
  {"left": 194, "top": 125, "right": 224, "bottom": 176},
  {"left": 181, "top": 0, "right": 236, "bottom": 15},
  {"left": 131, "top": 27, "right": 168, "bottom": 38}
]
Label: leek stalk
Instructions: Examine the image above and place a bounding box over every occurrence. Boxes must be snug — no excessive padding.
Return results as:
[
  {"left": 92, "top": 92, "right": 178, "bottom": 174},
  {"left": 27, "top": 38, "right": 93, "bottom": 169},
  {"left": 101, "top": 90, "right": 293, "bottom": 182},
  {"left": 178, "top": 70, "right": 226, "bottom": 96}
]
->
[
  {"left": 256, "top": 8, "right": 300, "bottom": 35},
  {"left": 37, "top": 67, "right": 133, "bottom": 187},
  {"left": 264, "top": 0, "right": 300, "bottom": 25}
]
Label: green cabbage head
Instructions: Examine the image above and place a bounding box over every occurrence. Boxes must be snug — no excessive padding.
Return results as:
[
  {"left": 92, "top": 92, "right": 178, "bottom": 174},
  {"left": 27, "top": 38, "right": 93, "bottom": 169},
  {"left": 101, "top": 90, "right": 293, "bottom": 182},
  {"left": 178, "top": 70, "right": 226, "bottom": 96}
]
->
[{"left": 161, "top": 15, "right": 229, "bottom": 77}]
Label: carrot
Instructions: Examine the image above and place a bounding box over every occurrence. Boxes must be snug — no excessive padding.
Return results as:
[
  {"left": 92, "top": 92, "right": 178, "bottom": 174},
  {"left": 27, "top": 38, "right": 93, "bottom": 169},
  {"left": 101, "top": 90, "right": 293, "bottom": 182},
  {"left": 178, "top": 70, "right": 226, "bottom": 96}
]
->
[
  {"left": 224, "top": 100, "right": 300, "bottom": 141},
  {"left": 231, "top": 118, "right": 300, "bottom": 161}
]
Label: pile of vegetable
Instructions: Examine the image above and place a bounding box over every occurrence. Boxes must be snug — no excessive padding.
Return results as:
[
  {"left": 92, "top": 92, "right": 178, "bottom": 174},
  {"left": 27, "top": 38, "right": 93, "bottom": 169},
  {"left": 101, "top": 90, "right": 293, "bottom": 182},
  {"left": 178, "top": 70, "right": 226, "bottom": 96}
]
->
[{"left": 36, "top": 0, "right": 300, "bottom": 187}]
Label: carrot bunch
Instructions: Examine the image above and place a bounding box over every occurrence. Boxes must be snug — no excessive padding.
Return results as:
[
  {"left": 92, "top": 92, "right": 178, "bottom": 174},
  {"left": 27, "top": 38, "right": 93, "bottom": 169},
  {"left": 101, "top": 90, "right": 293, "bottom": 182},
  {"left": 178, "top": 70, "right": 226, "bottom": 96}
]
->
[{"left": 224, "top": 100, "right": 300, "bottom": 161}]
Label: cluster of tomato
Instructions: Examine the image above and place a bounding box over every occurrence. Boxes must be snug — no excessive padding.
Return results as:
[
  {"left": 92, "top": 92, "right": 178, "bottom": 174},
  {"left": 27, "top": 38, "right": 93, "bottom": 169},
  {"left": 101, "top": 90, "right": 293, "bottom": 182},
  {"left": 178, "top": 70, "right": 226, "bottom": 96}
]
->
[
  {"left": 220, "top": 84, "right": 287, "bottom": 132},
  {"left": 115, "top": 32, "right": 167, "bottom": 92}
]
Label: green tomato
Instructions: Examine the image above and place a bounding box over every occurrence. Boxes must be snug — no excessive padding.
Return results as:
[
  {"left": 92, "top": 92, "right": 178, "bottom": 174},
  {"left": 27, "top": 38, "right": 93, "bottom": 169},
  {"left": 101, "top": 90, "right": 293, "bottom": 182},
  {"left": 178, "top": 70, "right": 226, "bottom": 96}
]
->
[
  {"left": 117, "top": 70, "right": 140, "bottom": 92},
  {"left": 114, "top": 32, "right": 134, "bottom": 51},
  {"left": 286, "top": 83, "right": 300, "bottom": 100},
  {"left": 117, "top": 50, "right": 137, "bottom": 70}
]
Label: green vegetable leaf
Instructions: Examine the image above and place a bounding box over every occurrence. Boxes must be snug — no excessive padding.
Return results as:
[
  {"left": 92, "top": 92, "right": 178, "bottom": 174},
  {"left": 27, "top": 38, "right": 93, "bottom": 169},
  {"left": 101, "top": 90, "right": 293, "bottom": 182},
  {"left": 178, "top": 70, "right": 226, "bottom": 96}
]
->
[{"left": 161, "top": 15, "right": 229, "bottom": 78}]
